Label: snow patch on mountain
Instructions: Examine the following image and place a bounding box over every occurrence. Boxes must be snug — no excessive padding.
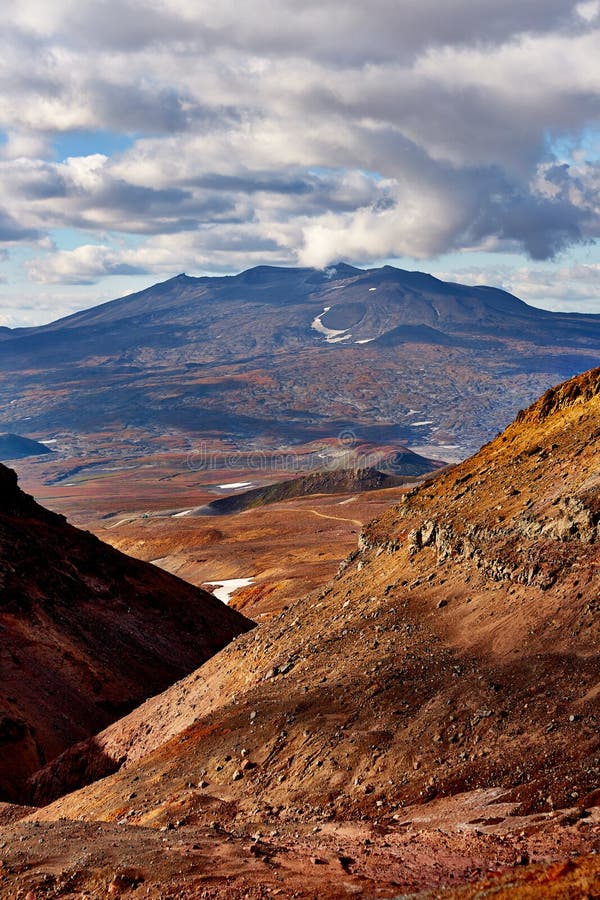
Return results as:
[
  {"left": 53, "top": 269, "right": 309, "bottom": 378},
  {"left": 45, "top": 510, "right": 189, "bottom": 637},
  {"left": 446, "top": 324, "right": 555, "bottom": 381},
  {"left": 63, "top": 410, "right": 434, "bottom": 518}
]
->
[{"left": 311, "top": 308, "right": 352, "bottom": 344}]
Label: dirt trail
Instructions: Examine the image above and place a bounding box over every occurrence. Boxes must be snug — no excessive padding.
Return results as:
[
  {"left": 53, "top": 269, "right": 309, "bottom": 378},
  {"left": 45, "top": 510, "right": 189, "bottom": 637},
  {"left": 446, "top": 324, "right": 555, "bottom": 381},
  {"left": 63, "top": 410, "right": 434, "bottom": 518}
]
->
[{"left": 278, "top": 506, "right": 363, "bottom": 526}]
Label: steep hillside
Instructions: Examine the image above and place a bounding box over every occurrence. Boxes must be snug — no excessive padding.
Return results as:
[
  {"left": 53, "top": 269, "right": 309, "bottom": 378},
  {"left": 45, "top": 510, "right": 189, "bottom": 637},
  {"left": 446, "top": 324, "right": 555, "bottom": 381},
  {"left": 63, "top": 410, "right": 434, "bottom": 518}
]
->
[
  {"left": 0, "top": 464, "right": 253, "bottom": 802},
  {"left": 29, "top": 368, "right": 600, "bottom": 835}
]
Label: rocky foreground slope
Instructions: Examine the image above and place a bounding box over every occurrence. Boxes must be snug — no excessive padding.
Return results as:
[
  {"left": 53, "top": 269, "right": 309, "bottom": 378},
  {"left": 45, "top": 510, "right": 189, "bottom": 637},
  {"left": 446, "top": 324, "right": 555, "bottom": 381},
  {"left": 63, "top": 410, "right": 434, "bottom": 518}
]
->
[
  {"left": 0, "top": 464, "right": 253, "bottom": 802},
  {"left": 1, "top": 368, "right": 600, "bottom": 896}
]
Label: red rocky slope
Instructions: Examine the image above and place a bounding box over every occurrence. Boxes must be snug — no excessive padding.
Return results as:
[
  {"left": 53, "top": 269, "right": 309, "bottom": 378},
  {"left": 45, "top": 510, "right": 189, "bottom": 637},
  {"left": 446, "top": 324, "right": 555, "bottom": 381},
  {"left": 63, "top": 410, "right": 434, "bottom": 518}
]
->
[
  {"left": 0, "top": 464, "right": 253, "bottom": 802},
  {"left": 16, "top": 368, "right": 600, "bottom": 897},
  {"left": 30, "top": 369, "right": 600, "bottom": 821}
]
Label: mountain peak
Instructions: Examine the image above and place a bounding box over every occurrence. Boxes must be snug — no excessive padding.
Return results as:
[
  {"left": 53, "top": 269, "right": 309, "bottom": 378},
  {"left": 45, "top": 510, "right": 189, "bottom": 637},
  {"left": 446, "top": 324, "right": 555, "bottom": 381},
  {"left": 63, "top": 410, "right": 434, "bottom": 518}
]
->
[
  {"left": 326, "top": 261, "right": 363, "bottom": 275},
  {"left": 517, "top": 365, "right": 600, "bottom": 424},
  {"left": 3, "top": 265, "right": 600, "bottom": 460}
]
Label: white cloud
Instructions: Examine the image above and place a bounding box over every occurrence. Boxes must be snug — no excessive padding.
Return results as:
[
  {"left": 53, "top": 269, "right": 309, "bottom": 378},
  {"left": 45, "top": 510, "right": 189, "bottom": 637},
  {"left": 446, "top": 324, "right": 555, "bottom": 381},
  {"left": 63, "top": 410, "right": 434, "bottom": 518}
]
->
[
  {"left": 432, "top": 261, "right": 600, "bottom": 312},
  {"left": 27, "top": 243, "right": 149, "bottom": 283},
  {"left": 0, "top": 0, "right": 598, "bottom": 310},
  {"left": 576, "top": 0, "right": 600, "bottom": 22}
]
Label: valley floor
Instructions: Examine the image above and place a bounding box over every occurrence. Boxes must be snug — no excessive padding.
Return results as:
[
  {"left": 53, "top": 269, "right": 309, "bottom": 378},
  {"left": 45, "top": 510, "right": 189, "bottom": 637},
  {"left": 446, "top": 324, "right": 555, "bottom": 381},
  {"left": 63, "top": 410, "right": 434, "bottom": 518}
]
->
[{"left": 1, "top": 794, "right": 599, "bottom": 898}]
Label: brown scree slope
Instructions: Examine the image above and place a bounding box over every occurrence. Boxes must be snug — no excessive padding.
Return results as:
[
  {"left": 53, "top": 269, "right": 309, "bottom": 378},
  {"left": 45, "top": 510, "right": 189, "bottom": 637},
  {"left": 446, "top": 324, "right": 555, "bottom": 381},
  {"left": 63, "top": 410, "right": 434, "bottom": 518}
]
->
[
  {"left": 28, "top": 366, "right": 600, "bottom": 828},
  {"left": 0, "top": 464, "right": 254, "bottom": 802}
]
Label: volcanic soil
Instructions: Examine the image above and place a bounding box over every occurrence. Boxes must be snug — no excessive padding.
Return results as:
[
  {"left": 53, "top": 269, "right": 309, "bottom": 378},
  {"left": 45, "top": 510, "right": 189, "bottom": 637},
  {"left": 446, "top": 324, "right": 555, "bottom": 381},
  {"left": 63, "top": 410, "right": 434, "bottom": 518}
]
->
[
  {"left": 0, "top": 464, "right": 253, "bottom": 803},
  {"left": 98, "top": 483, "right": 418, "bottom": 619},
  {"left": 2, "top": 368, "right": 600, "bottom": 897},
  {"left": 14, "top": 444, "right": 434, "bottom": 619}
]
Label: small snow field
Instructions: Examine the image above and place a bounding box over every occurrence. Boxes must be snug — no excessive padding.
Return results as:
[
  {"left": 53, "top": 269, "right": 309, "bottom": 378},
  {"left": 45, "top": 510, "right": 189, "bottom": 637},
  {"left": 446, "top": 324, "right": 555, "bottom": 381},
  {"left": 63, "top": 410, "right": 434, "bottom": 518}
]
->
[
  {"left": 204, "top": 578, "right": 255, "bottom": 604},
  {"left": 311, "top": 308, "right": 352, "bottom": 344},
  {"left": 218, "top": 481, "right": 253, "bottom": 489}
]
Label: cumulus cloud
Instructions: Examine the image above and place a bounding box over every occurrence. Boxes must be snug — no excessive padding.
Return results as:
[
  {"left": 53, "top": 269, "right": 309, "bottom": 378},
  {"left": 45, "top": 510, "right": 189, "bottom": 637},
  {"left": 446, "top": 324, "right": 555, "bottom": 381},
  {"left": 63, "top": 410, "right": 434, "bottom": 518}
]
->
[
  {"left": 4, "top": 1, "right": 578, "bottom": 63},
  {"left": 576, "top": 0, "right": 600, "bottom": 22},
  {"left": 27, "top": 244, "right": 149, "bottom": 284},
  {"left": 433, "top": 261, "right": 600, "bottom": 312},
  {"left": 0, "top": 0, "right": 598, "bottom": 314},
  {"left": 27, "top": 226, "right": 296, "bottom": 284},
  {"left": 0, "top": 208, "right": 40, "bottom": 242}
]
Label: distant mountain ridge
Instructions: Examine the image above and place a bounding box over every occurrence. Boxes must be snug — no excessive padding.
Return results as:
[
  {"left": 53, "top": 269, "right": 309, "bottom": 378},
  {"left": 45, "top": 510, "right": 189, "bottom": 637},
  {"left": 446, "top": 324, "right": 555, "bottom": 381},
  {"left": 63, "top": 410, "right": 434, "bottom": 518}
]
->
[
  {"left": 1, "top": 264, "right": 599, "bottom": 458},
  {"left": 0, "top": 433, "right": 52, "bottom": 461},
  {"left": 3, "top": 263, "right": 595, "bottom": 340},
  {"left": 205, "top": 462, "right": 442, "bottom": 515}
]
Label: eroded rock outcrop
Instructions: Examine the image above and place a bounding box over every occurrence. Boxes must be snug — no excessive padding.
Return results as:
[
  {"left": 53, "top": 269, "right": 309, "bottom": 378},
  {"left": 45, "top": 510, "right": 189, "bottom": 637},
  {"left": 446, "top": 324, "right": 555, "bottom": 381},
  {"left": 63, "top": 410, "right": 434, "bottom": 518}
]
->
[{"left": 357, "top": 370, "right": 600, "bottom": 595}]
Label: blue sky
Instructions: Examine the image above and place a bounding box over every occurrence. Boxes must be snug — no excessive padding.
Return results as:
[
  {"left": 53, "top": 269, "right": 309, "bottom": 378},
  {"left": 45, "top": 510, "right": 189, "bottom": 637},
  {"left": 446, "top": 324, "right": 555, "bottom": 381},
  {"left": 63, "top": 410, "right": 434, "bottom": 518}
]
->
[
  {"left": 0, "top": 0, "right": 599, "bottom": 326},
  {"left": 53, "top": 130, "right": 136, "bottom": 162}
]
